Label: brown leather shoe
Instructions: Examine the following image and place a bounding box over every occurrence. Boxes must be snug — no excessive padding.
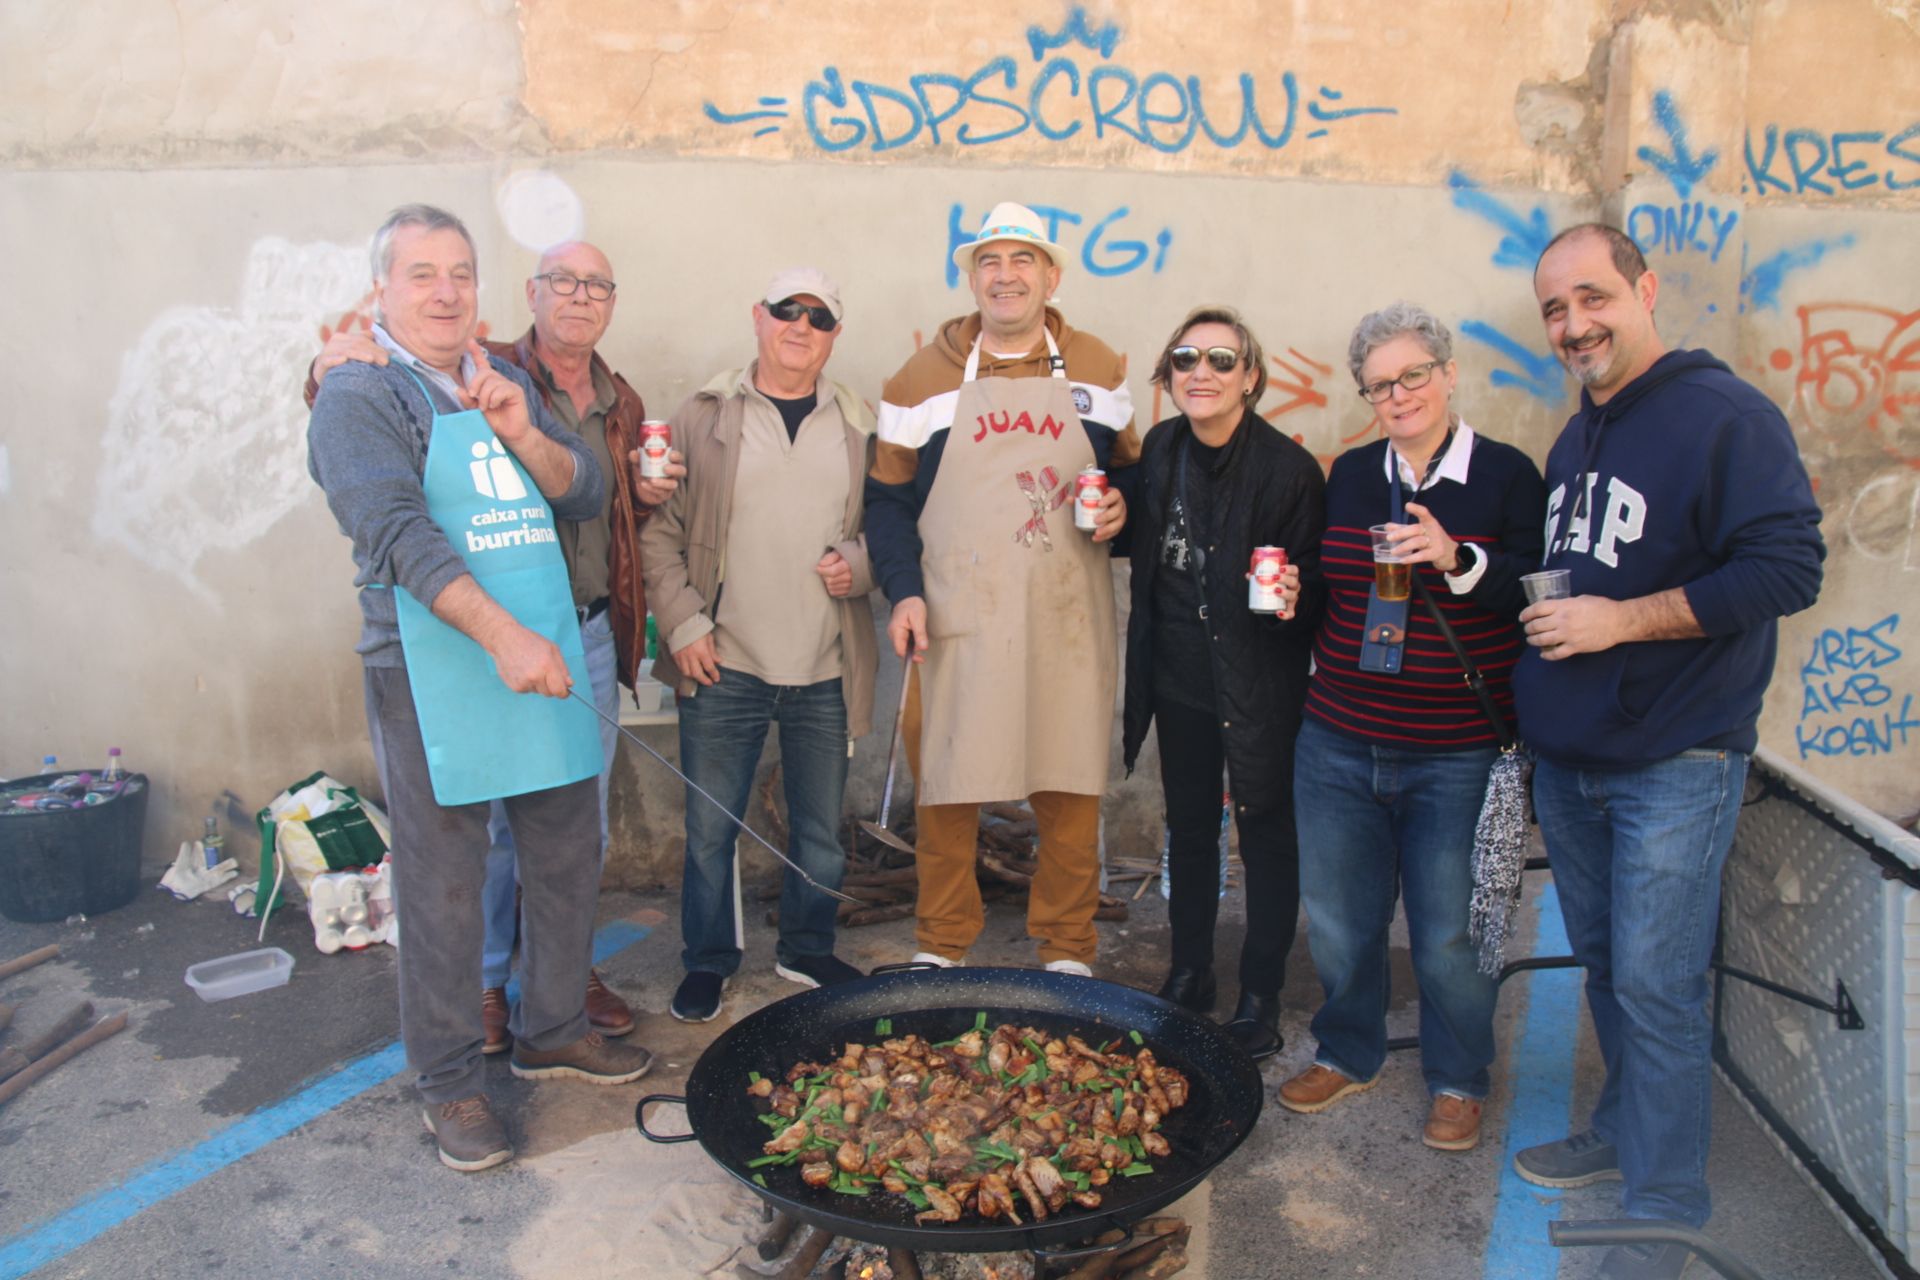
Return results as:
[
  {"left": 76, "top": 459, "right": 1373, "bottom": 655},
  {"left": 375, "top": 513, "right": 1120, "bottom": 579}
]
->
[
  {"left": 1424, "top": 1092, "right": 1484, "bottom": 1151},
  {"left": 584, "top": 969, "right": 635, "bottom": 1037},
  {"left": 1277, "top": 1063, "right": 1378, "bottom": 1114},
  {"left": 510, "top": 1031, "right": 654, "bottom": 1084},
  {"left": 481, "top": 986, "right": 511, "bottom": 1056}
]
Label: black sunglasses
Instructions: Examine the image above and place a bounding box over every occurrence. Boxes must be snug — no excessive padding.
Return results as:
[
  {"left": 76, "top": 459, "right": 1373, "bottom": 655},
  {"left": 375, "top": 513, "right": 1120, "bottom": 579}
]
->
[
  {"left": 1168, "top": 345, "right": 1242, "bottom": 374},
  {"left": 766, "top": 297, "right": 839, "bottom": 332}
]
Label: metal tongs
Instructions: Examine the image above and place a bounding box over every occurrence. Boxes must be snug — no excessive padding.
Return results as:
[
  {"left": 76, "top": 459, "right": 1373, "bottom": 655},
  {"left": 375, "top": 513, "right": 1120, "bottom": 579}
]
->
[
  {"left": 856, "top": 663, "right": 916, "bottom": 855},
  {"left": 569, "top": 689, "right": 860, "bottom": 905}
]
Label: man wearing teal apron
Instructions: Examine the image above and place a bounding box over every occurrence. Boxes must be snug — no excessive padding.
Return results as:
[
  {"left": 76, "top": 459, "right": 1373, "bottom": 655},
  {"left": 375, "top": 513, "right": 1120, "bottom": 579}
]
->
[{"left": 307, "top": 205, "right": 653, "bottom": 1173}]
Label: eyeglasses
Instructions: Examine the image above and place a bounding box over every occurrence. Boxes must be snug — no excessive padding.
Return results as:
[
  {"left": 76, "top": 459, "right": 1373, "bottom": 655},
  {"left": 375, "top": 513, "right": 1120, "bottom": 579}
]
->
[
  {"left": 1358, "top": 361, "right": 1443, "bottom": 403},
  {"left": 1168, "top": 345, "right": 1242, "bottom": 374},
  {"left": 535, "top": 272, "right": 616, "bottom": 301},
  {"left": 765, "top": 297, "right": 839, "bottom": 332}
]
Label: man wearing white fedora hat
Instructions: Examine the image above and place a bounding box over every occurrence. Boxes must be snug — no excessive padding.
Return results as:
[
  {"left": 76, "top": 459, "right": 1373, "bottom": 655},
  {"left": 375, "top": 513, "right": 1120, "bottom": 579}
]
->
[{"left": 865, "top": 200, "right": 1138, "bottom": 976}]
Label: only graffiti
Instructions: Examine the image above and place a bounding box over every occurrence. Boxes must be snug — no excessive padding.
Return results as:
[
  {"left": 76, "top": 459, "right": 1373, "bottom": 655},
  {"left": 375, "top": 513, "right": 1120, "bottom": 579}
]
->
[
  {"left": 1796, "top": 614, "right": 1917, "bottom": 758},
  {"left": 1628, "top": 91, "right": 1741, "bottom": 263},
  {"left": 704, "top": 8, "right": 1397, "bottom": 158}
]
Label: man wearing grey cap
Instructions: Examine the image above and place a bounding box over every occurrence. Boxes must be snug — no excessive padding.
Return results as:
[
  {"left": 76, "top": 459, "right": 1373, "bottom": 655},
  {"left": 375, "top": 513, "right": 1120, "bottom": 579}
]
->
[{"left": 638, "top": 267, "right": 878, "bottom": 1022}]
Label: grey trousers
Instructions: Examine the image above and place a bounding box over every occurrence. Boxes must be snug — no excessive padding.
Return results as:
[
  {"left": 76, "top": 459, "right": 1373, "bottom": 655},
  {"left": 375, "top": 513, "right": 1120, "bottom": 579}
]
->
[{"left": 365, "top": 666, "right": 598, "bottom": 1104}]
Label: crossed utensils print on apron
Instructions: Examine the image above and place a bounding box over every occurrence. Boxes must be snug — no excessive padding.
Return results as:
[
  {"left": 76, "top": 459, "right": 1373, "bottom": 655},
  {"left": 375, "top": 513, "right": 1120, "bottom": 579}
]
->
[{"left": 1012, "top": 465, "right": 1067, "bottom": 549}]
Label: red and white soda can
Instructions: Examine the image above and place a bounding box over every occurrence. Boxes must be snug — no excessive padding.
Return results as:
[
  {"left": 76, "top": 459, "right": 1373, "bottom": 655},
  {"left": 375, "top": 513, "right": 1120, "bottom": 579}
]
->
[
  {"left": 638, "top": 420, "right": 672, "bottom": 479},
  {"left": 1249, "top": 546, "right": 1289, "bottom": 614},
  {"left": 1073, "top": 467, "right": 1108, "bottom": 533}
]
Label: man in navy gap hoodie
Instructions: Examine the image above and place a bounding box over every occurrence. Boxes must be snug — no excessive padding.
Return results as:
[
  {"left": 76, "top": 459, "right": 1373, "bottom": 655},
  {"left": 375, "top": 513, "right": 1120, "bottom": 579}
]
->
[{"left": 1509, "top": 225, "right": 1824, "bottom": 1279}]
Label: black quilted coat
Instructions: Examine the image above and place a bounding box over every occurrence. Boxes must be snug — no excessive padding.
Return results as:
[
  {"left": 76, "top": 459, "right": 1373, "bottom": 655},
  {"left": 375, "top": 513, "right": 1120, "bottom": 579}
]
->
[{"left": 1119, "top": 414, "right": 1327, "bottom": 819}]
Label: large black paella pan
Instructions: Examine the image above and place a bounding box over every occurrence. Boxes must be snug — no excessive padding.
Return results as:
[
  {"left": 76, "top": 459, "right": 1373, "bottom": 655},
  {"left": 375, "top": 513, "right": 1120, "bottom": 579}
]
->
[{"left": 637, "top": 966, "right": 1264, "bottom": 1253}]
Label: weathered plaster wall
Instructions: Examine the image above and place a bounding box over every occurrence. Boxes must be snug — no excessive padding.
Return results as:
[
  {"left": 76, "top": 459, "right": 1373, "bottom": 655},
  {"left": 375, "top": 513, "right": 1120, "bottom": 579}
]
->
[{"left": 1, "top": 1, "right": 1915, "bottom": 896}]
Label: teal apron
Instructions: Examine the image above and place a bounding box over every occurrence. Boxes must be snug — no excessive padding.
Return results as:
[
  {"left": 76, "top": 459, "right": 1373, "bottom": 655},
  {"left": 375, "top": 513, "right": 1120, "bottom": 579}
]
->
[{"left": 387, "top": 365, "right": 600, "bottom": 806}]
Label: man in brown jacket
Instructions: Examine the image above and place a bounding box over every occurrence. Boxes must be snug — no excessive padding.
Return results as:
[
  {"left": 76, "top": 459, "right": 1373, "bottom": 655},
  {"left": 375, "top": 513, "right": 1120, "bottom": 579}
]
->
[
  {"left": 639, "top": 267, "right": 877, "bottom": 1022},
  {"left": 309, "top": 240, "right": 659, "bottom": 1049}
]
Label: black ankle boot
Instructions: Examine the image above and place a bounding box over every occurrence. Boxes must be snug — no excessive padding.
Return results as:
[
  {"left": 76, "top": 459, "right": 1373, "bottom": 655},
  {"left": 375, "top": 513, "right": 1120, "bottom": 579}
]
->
[
  {"left": 1156, "top": 967, "right": 1217, "bottom": 1014},
  {"left": 1223, "top": 990, "right": 1283, "bottom": 1060}
]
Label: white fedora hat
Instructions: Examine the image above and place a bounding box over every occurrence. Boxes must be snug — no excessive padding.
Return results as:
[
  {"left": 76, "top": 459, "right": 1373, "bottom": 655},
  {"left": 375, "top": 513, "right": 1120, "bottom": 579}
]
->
[{"left": 951, "top": 201, "right": 1065, "bottom": 275}]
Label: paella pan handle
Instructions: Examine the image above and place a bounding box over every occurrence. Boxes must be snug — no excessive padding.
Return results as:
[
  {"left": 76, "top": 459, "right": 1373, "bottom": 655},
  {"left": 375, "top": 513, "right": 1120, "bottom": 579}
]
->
[
  {"left": 635, "top": 1094, "right": 696, "bottom": 1143},
  {"left": 869, "top": 961, "right": 945, "bottom": 976}
]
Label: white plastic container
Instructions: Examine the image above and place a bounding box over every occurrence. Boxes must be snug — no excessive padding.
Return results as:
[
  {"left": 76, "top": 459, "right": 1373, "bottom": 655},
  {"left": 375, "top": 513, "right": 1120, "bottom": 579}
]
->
[{"left": 185, "top": 947, "right": 294, "bottom": 1002}]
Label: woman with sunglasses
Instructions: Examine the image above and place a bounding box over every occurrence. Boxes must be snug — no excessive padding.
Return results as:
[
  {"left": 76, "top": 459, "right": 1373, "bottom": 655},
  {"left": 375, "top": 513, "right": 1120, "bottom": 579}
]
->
[
  {"left": 1120, "top": 306, "right": 1326, "bottom": 1060},
  {"left": 1277, "top": 302, "right": 1544, "bottom": 1152}
]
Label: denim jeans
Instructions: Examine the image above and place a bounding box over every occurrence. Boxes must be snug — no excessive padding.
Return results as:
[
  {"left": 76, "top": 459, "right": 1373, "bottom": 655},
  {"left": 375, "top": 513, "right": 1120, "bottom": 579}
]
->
[
  {"left": 364, "top": 667, "right": 597, "bottom": 1103},
  {"left": 1293, "top": 717, "right": 1499, "bottom": 1097},
  {"left": 678, "top": 666, "right": 848, "bottom": 973},
  {"left": 1534, "top": 748, "right": 1749, "bottom": 1228},
  {"left": 481, "top": 608, "right": 619, "bottom": 987}
]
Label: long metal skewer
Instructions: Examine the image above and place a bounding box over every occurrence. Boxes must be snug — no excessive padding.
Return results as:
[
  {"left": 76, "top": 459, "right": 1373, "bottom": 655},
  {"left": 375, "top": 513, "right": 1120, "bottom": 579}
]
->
[{"left": 568, "top": 688, "right": 860, "bottom": 906}]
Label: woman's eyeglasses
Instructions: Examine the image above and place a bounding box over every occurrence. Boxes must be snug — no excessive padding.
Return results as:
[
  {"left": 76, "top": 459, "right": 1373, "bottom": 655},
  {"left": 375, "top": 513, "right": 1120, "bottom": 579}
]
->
[
  {"left": 766, "top": 297, "right": 840, "bottom": 332},
  {"left": 1358, "top": 361, "right": 1443, "bottom": 403},
  {"left": 534, "top": 272, "right": 616, "bottom": 300},
  {"left": 1168, "top": 345, "right": 1242, "bottom": 374}
]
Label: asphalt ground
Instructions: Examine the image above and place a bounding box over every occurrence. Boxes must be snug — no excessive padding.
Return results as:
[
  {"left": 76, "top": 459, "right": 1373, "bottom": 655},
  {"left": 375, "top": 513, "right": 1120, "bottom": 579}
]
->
[{"left": 0, "top": 837, "right": 1889, "bottom": 1280}]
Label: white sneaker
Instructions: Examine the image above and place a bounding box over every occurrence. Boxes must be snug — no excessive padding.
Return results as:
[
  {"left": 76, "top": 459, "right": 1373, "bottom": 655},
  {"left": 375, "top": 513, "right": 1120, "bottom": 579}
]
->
[
  {"left": 910, "top": 951, "right": 960, "bottom": 968},
  {"left": 1044, "top": 959, "right": 1093, "bottom": 978}
]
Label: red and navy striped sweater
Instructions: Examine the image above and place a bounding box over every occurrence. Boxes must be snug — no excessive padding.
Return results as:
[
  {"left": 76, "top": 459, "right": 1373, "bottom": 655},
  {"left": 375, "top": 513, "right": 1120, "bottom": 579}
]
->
[{"left": 1306, "top": 432, "right": 1546, "bottom": 750}]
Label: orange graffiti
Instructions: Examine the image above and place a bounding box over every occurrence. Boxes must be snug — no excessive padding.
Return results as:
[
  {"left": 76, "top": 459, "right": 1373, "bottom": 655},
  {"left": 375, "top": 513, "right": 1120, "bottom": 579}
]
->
[
  {"left": 1262, "top": 348, "right": 1334, "bottom": 422},
  {"left": 1785, "top": 302, "right": 1920, "bottom": 467}
]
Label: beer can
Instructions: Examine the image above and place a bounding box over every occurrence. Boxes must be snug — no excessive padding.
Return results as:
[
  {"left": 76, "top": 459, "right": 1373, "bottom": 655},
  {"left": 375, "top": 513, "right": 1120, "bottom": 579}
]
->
[
  {"left": 639, "top": 420, "right": 673, "bottom": 480},
  {"left": 1073, "top": 466, "right": 1108, "bottom": 533},
  {"left": 1249, "top": 546, "right": 1289, "bottom": 614}
]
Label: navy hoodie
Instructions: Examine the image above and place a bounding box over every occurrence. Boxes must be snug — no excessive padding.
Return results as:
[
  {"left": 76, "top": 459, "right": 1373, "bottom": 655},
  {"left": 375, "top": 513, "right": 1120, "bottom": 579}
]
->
[{"left": 1512, "top": 349, "right": 1824, "bottom": 768}]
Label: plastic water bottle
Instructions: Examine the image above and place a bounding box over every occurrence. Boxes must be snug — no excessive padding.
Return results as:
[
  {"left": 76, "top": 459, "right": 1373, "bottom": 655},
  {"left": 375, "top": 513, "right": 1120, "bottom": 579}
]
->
[
  {"left": 101, "top": 748, "right": 124, "bottom": 783},
  {"left": 203, "top": 815, "right": 225, "bottom": 871},
  {"left": 39, "top": 754, "right": 57, "bottom": 777},
  {"left": 1159, "top": 794, "right": 1231, "bottom": 899}
]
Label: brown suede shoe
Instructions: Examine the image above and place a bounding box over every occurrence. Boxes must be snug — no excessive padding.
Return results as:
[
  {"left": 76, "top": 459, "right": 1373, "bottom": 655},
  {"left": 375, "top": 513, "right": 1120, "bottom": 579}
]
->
[
  {"left": 1423, "top": 1093, "right": 1484, "bottom": 1151},
  {"left": 481, "top": 986, "right": 510, "bottom": 1056},
  {"left": 584, "top": 969, "right": 636, "bottom": 1037},
  {"left": 1277, "top": 1063, "right": 1378, "bottom": 1114},
  {"left": 510, "top": 1031, "right": 654, "bottom": 1085}
]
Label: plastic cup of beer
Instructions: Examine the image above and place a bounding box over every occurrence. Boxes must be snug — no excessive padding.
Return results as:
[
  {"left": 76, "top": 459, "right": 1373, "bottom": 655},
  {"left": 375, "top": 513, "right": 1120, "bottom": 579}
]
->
[
  {"left": 1368, "top": 524, "right": 1411, "bottom": 602},
  {"left": 1521, "top": 569, "right": 1572, "bottom": 604}
]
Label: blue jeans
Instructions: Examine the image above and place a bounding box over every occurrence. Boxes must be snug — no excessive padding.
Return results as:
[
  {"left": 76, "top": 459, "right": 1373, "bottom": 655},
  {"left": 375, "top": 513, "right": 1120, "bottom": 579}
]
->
[
  {"left": 678, "top": 666, "right": 848, "bottom": 973},
  {"left": 1534, "top": 748, "right": 1748, "bottom": 1228},
  {"left": 481, "top": 608, "right": 619, "bottom": 987},
  {"left": 1293, "top": 717, "right": 1499, "bottom": 1097}
]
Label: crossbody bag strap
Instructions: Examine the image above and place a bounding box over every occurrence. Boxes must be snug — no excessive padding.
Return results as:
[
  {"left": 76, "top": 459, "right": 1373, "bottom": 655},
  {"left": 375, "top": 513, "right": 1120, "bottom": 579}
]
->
[{"left": 1410, "top": 573, "right": 1517, "bottom": 752}]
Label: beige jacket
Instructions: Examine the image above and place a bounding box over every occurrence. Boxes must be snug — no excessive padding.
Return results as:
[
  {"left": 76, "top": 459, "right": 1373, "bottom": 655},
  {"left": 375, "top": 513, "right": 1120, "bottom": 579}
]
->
[{"left": 638, "top": 363, "right": 880, "bottom": 738}]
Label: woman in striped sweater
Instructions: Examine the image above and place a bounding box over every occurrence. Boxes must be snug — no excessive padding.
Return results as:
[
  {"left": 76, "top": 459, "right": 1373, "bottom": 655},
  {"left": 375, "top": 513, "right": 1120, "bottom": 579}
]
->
[{"left": 1278, "top": 303, "right": 1545, "bottom": 1154}]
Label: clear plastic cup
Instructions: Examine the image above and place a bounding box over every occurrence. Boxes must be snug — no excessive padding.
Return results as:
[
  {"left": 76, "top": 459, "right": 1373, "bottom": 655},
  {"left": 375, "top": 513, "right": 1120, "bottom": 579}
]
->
[{"left": 1521, "top": 569, "right": 1572, "bottom": 604}]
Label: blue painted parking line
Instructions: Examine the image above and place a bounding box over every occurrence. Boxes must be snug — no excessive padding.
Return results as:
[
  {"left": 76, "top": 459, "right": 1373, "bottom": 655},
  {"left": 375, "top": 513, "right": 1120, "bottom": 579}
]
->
[
  {"left": 0, "top": 920, "right": 651, "bottom": 1280},
  {"left": 1482, "top": 885, "right": 1584, "bottom": 1280}
]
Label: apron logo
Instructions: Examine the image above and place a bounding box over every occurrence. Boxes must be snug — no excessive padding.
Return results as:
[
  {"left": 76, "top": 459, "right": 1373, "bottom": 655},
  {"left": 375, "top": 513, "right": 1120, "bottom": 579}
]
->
[
  {"left": 1012, "top": 467, "right": 1068, "bottom": 548},
  {"left": 1071, "top": 386, "right": 1093, "bottom": 414},
  {"left": 971, "top": 409, "right": 1068, "bottom": 444},
  {"left": 470, "top": 438, "right": 528, "bottom": 502}
]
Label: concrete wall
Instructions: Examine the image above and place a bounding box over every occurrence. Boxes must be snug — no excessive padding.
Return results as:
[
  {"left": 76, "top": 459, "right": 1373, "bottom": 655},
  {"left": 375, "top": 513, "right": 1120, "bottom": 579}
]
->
[{"left": 2, "top": 1, "right": 1917, "bottom": 892}]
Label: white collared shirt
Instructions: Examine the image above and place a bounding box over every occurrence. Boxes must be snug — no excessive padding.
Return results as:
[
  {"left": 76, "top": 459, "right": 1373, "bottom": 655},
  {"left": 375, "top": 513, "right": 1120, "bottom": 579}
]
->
[{"left": 1382, "top": 421, "right": 1488, "bottom": 594}]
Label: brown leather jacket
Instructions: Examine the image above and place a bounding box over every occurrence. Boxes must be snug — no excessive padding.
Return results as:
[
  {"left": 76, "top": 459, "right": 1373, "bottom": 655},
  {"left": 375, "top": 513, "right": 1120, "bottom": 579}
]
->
[
  {"left": 490, "top": 329, "right": 651, "bottom": 693},
  {"left": 304, "top": 330, "right": 653, "bottom": 692}
]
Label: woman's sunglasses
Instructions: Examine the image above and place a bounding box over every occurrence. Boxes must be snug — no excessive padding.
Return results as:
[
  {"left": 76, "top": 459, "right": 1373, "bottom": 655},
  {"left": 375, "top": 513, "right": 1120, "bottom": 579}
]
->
[
  {"left": 766, "top": 297, "right": 839, "bottom": 332},
  {"left": 1168, "top": 345, "right": 1243, "bottom": 374}
]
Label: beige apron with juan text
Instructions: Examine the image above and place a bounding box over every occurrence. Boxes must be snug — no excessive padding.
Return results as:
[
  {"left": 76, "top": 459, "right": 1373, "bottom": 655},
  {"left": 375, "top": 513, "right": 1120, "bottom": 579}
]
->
[{"left": 915, "top": 333, "right": 1117, "bottom": 805}]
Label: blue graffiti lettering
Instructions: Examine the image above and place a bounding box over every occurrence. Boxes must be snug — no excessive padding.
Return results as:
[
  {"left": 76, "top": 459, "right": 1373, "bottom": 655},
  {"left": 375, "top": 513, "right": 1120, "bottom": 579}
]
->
[
  {"left": 1795, "top": 694, "right": 1919, "bottom": 759},
  {"left": 705, "top": 10, "right": 1386, "bottom": 156},
  {"left": 944, "top": 203, "right": 1170, "bottom": 287},
  {"left": 1625, "top": 201, "right": 1740, "bottom": 262},
  {"left": 1447, "top": 171, "right": 1551, "bottom": 272},
  {"left": 1745, "top": 121, "right": 1920, "bottom": 196},
  {"left": 1457, "top": 320, "right": 1565, "bottom": 405},
  {"left": 1797, "top": 617, "right": 1913, "bottom": 759},
  {"left": 1740, "top": 235, "right": 1858, "bottom": 312},
  {"left": 1636, "top": 89, "right": 1719, "bottom": 198},
  {"left": 1801, "top": 615, "right": 1901, "bottom": 677}
]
